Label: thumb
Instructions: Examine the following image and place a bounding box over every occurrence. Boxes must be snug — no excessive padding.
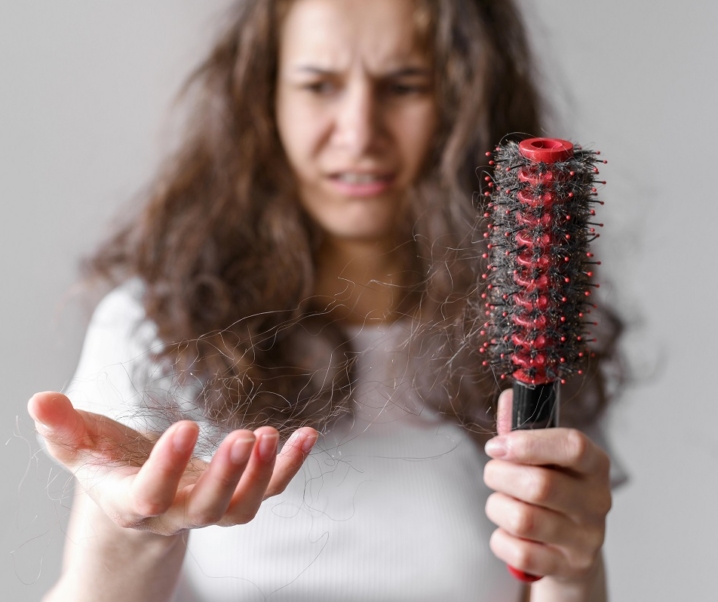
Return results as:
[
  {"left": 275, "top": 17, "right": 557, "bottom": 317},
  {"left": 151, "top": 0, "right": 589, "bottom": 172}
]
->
[
  {"left": 496, "top": 388, "right": 513, "bottom": 437},
  {"left": 28, "top": 391, "right": 87, "bottom": 462}
]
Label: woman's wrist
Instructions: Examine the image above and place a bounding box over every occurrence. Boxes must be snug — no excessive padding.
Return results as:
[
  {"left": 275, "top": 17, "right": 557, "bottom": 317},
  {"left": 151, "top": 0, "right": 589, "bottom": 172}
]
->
[
  {"left": 50, "top": 489, "right": 189, "bottom": 602},
  {"left": 529, "top": 553, "right": 607, "bottom": 602}
]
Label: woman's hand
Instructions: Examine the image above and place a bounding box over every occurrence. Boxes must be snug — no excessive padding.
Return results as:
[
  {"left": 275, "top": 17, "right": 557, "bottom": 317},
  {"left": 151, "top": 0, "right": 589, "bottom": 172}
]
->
[
  {"left": 483, "top": 389, "right": 612, "bottom": 589},
  {"left": 28, "top": 391, "right": 318, "bottom": 536}
]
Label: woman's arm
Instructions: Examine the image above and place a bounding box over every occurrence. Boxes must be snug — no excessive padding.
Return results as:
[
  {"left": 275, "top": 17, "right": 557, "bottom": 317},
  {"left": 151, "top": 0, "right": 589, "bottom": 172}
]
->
[{"left": 45, "top": 488, "right": 187, "bottom": 602}]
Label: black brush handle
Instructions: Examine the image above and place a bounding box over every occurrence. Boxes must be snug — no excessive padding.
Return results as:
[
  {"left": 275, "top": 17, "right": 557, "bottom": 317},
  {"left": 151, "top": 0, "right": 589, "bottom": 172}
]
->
[{"left": 512, "top": 382, "right": 559, "bottom": 430}]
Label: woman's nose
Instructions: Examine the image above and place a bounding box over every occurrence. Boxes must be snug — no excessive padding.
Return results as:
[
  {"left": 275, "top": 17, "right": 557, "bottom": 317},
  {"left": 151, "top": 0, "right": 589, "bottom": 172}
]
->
[{"left": 333, "top": 82, "right": 382, "bottom": 157}]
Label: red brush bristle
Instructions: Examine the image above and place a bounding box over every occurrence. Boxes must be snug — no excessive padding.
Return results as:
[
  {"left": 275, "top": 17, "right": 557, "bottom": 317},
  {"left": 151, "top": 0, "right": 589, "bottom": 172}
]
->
[{"left": 483, "top": 138, "right": 604, "bottom": 386}]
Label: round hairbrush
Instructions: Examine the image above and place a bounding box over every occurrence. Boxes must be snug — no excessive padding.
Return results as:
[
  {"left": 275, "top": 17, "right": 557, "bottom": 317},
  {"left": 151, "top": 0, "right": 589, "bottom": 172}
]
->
[{"left": 480, "top": 137, "right": 606, "bottom": 582}]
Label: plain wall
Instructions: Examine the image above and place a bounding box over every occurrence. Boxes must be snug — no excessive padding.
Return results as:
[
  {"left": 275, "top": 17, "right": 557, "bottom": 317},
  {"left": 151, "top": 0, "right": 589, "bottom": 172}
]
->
[{"left": 1, "top": 1, "right": 716, "bottom": 599}]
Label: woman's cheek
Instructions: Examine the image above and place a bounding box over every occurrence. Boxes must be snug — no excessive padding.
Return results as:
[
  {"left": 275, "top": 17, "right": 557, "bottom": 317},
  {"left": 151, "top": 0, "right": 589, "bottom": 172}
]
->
[{"left": 395, "top": 103, "right": 437, "bottom": 182}]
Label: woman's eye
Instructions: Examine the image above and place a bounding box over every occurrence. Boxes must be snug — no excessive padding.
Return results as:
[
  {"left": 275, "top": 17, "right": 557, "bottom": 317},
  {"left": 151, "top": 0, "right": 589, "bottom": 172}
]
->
[
  {"left": 393, "top": 84, "right": 418, "bottom": 95},
  {"left": 385, "top": 81, "right": 429, "bottom": 97},
  {"left": 303, "top": 81, "right": 337, "bottom": 95}
]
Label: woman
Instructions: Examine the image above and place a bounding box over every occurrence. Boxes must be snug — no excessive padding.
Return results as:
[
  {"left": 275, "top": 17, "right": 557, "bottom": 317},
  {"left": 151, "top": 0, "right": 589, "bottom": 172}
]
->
[{"left": 29, "top": 0, "right": 619, "bottom": 600}]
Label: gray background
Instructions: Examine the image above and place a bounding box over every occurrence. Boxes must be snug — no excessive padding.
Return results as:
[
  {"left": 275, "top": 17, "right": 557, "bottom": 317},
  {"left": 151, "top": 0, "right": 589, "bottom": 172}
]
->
[{"left": 1, "top": 1, "right": 715, "bottom": 599}]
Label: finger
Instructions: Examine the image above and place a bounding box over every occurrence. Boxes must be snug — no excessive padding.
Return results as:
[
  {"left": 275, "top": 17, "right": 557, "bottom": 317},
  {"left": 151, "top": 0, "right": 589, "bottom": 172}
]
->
[
  {"left": 486, "top": 492, "right": 575, "bottom": 547},
  {"left": 485, "top": 428, "right": 609, "bottom": 476},
  {"left": 28, "top": 392, "right": 89, "bottom": 464},
  {"left": 127, "top": 421, "right": 199, "bottom": 519},
  {"left": 263, "top": 428, "right": 318, "bottom": 499},
  {"left": 490, "top": 528, "right": 561, "bottom": 579},
  {"left": 496, "top": 388, "right": 513, "bottom": 436},
  {"left": 183, "top": 430, "right": 256, "bottom": 527},
  {"left": 484, "top": 459, "right": 580, "bottom": 514},
  {"left": 225, "top": 427, "right": 279, "bottom": 524},
  {"left": 496, "top": 389, "right": 513, "bottom": 437}
]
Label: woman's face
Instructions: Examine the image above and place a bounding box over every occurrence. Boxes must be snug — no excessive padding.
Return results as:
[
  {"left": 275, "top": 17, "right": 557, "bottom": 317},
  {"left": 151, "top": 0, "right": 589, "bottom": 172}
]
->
[{"left": 275, "top": 0, "right": 437, "bottom": 245}]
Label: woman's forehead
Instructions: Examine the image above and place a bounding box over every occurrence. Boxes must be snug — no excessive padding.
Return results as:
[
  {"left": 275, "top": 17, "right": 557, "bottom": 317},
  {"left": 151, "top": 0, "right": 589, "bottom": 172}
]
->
[{"left": 278, "top": 0, "right": 429, "bottom": 73}]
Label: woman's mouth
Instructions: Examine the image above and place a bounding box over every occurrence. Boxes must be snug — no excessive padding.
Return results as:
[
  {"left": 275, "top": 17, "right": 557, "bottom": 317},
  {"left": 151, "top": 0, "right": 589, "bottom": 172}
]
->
[{"left": 327, "top": 172, "right": 395, "bottom": 197}]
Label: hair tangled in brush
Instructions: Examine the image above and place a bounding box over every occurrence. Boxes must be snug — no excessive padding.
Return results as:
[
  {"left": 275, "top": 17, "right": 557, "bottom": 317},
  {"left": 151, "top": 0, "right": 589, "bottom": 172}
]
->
[{"left": 481, "top": 140, "right": 606, "bottom": 387}]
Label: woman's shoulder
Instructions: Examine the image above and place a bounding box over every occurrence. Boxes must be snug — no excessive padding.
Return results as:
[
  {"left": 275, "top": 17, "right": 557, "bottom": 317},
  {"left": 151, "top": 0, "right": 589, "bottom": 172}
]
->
[
  {"left": 82, "top": 278, "right": 160, "bottom": 353},
  {"left": 89, "top": 277, "right": 147, "bottom": 328},
  {"left": 64, "top": 278, "right": 164, "bottom": 427}
]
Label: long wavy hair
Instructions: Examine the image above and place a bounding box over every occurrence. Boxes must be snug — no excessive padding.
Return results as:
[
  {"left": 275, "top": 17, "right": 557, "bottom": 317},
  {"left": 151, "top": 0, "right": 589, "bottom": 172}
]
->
[{"left": 85, "top": 0, "right": 622, "bottom": 439}]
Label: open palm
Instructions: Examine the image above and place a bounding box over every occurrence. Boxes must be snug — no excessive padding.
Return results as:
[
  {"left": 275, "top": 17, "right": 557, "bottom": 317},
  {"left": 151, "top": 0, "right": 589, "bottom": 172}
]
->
[{"left": 28, "top": 391, "right": 318, "bottom": 536}]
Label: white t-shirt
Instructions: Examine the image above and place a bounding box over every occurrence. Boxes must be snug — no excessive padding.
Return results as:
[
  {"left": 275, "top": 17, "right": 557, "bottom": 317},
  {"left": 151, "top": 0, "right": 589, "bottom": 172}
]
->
[{"left": 65, "top": 282, "right": 620, "bottom": 601}]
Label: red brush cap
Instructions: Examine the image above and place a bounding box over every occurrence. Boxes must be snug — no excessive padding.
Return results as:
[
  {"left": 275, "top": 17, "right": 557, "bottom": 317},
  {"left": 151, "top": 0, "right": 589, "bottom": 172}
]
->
[{"left": 519, "top": 138, "right": 574, "bottom": 164}]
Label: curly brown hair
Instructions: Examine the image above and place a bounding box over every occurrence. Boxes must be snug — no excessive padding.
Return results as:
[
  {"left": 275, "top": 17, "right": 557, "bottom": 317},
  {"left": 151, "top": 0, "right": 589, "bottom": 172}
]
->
[{"left": 85, "top": 0, "right": 621, "bottom": 439}]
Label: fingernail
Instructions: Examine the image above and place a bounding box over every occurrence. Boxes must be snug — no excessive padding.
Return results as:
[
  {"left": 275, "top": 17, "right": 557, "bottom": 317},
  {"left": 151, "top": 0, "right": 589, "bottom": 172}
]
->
[
  {"left": 499, "top": 388, "right": 513, "bottom": 402},
  {"left": 485, "top": 436, "right": 507, "bottom": 458},
  {"left": 230, "top": 437, "right": 254, "bottom": 464},
  {"left": 258, "top": 433, "right": 278, "bottom": 462},
  {"left": 27, "top": 400, "right": 48, "bottom": 428},
  {"left": 173, "top": 424, "right": 196, "bottom": 453},
  {"left": 301, "top": 432, "right": 318, "bottom": 455}
]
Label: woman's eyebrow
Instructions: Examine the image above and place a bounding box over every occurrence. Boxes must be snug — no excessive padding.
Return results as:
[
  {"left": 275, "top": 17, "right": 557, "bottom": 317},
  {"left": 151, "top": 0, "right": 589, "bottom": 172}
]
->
[
  {"left": 382, "top": 66, "right": 431, "bottom": 78},
  {"left": 293, "top": 66, "right": 336, "bottom": 75},
  {"left": 291, "top": 65, "right": 431, "bottom": 77}
]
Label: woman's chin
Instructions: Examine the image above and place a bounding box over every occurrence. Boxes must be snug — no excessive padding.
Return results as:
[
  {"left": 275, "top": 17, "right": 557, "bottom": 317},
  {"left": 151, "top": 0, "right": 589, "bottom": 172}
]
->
[{"left": 319, "top": 223, "right": 399, "bottom": 246}]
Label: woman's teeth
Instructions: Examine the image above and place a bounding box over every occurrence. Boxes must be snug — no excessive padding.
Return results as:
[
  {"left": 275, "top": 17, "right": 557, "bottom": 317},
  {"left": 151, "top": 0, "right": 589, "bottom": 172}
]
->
[{"left": 335, "top": 173, "right": 386, "bottom": 184}]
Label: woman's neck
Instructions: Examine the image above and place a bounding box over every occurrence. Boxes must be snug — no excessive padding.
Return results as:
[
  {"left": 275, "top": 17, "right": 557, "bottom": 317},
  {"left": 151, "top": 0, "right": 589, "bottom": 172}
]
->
[{"left": 314, "top": 236, "right": 407, "bottom": 325}]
